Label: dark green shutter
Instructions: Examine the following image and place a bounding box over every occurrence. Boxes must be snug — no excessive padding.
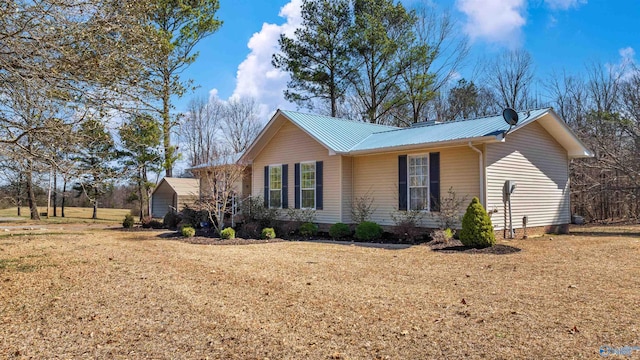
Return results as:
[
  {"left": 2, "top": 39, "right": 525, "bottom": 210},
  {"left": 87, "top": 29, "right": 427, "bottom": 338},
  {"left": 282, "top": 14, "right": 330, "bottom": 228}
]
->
[
  {"left": 429, "top": 152, "right": 440, "bottom": 212},
  {"left": 398, "top": 155, "right": 407, "bottom": 210},
  {"left": 282, "top": 164, "right": 288, "bottom": 208},
  {"left": 316, "top": 161, "right": 323, "bottom": 210},
  {"left": 294, "top": 163, "right": 300, "bottom": 209},
  {"left": 264, "top": 166, "right": 269, "bottom": 207}
]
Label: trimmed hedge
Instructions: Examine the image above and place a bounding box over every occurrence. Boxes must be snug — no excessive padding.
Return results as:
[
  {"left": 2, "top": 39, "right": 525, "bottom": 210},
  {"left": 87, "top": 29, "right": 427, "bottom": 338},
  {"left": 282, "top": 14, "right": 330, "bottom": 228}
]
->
[
  {"left": 459, "top": 197, "right": 495, "bottom": 248},
  {"left": 299, "top": 222, "right": 318, "bottom": 237},
  {"left": 329, "top": 223, "right": 351, "bottom": 239},
  {"left": 261, "top": 227, "right": 276, "bottom": 240},
  {"left": 355, "top": 221, "right": 383, "bottom": 241},
  {"left": 220, "top": 227, "right": 236, "bottom": 239},
  {"left": 181, "top": 226, "right": 196, "bottom": 238}
]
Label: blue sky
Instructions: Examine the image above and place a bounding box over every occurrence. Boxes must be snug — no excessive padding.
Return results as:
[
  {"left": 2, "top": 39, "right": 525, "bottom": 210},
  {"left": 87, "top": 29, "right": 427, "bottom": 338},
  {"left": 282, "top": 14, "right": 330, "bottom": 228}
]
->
[{"left": 176, "top": 0, "right": 640, "bottom": 117}]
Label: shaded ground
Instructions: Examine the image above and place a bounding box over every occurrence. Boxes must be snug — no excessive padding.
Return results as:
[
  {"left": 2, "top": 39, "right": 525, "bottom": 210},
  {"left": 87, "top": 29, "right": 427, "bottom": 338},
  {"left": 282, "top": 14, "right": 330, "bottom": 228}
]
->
[
  {"left": 0, "top": 225, "right": 639, "bottom": 359},
  {"left": 429, "top": 241, "right": 522, "bottom": 254}
]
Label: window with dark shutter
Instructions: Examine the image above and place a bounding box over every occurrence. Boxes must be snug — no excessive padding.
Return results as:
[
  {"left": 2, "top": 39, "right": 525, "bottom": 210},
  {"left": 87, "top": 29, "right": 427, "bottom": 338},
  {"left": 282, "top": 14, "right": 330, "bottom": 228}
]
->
[
  {"left": 398, "top": 155, "right": 407, "bottom": 210},
  {"left": 294, "top": 163, "right": 300, "bottom": 209},
  {"left": 316, "top": 161, "right": 323, "bottom": 210},
  {"left": 300, "top": 162, "right": 316, "bottom": 208},
  {"left": 268, "top": 165, "right": 282, "bottom": 208},
  {"left": 429, "top": 152, "right": 440, "bottom": 212},
  {"left": 282, "top": 164, "right": 289, "bottom": 208},
  {"left": 263, "top": 166, "right": 269, "bottom": 207}
]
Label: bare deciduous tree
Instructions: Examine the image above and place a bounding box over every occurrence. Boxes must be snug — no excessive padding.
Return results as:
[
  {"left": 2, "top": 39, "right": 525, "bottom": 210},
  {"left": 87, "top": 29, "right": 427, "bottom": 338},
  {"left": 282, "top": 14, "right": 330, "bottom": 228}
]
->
[
  {"left": 398, "top": 6, "right": 469, "bottom": 125},
  {"left": 485, "top": 49, "right": 535, "bottom": 110},
  {"left": 223, "top": 97, "right": 262, "bottom": 154},
  {"left": 181, "top": 97, "right": 224, "bottom": 167},
  {"left": 196, "top": 154, "right": 247, "bottom": 235}
]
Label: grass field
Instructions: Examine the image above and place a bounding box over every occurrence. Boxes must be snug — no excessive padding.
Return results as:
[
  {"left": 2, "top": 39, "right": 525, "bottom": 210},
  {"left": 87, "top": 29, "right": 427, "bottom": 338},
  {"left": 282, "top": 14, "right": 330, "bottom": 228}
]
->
[
  {"left": 0, "top": 225, "right": 638, "bottom": 358},
  {"left": 0, "top": 207, "right": 130, "bottom": 224}
]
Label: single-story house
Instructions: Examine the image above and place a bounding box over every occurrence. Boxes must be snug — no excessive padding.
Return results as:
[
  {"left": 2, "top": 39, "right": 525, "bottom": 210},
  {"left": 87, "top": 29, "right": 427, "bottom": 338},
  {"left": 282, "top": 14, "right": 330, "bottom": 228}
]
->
[
  {"left": 150, "top": 177, "right": 200, "bottom": 218},
  {"left": 238, "top": 107, "right": 593, "bottom": 238}
]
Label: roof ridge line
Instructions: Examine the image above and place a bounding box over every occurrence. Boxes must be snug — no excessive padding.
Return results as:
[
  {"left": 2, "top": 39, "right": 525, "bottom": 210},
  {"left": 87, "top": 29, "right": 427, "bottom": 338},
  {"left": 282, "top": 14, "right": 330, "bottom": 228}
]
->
[{"left": 280, "top": 109, "right": 400, "bottom": 129}]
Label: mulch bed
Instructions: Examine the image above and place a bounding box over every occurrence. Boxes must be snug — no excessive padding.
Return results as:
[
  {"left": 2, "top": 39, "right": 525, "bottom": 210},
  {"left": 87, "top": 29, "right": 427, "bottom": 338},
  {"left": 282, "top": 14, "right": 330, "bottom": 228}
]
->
[
  {"left": 427, "top": 239, "right": 521, "bottom": 254},
  {"left": 178, "top": 237, "right": 284, "bottom": 245},
  {"left": 155, "top": 230, "right": 284, "bottom": 245}
]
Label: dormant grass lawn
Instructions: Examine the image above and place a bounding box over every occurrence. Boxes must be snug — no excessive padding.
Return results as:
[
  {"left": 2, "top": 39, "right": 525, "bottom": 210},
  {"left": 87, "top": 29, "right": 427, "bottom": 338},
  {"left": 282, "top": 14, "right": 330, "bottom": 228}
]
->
[
  {"left": 0, "top": 207, "right": 130, "bottom": 224},
  {"left": 0, "top": 225, "right": 638, "bottom": 359}
]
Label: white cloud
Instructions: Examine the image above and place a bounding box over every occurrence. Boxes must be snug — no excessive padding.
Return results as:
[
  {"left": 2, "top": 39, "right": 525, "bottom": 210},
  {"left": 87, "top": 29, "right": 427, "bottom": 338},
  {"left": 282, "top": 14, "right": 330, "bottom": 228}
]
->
[
  {"left": 544, "top": 0, "right": 587, "bottom": 10},
  {"left": 606, "top": 47, "right": 638, "bottom": 81},
  {"left": 229, "top": 0, "right": 303, "bottom": 121},
  {"left": 456, "top": 0, "right": 527, "bottom": 48}
]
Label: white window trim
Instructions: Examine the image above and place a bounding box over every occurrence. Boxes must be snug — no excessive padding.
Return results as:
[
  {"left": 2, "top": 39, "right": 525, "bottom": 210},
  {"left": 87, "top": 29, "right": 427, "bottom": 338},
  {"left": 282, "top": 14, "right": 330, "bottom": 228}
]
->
[
  {"left": 408, "top": 153, "right": 430, "bottom": 212},
  {"left": 269, "top": 164, "right": 283, "bottom": 209},
  {"left": 300, "top": 161, "right": 316, "bottom": 210}
]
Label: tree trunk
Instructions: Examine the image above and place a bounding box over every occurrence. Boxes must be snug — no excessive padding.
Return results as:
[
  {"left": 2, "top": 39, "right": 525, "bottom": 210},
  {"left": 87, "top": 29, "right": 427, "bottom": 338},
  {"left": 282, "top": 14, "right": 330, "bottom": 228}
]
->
[
  {"left": 144, "top": 168, "right": 152, "bottom": 219},
  {"left": 17, "top": 173, "right": 22, "bottom": 216},
  {"left": 25, "top": 163, "right": 40, "bottom": 221},
  {"left": 163, "top": 70, "right": 173, "bottom": 178},
  {"left": 61, "top": 178, "right": 66, "bottom": 218},
  {"left": 46, "top": 167, "right": 52, "bottom": 219},
  {"left": 92, "top": 200, "right": 98, "bottom": 220},
  {"left": 138, "top": 171, "right": 144, "bottom": 222},
  {"left": 53, "top": 167, "right": 57, "bottom": 217}
]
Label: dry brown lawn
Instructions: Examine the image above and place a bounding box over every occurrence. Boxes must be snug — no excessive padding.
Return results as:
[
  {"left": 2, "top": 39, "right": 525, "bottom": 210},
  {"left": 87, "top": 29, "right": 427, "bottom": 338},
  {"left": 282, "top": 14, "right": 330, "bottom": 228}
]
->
[
  {"left": 0, "top": 207, "right": 130, "bottom": 223},
  {"left": 0, "top": 225, "right": 639, "bottom": 359}
]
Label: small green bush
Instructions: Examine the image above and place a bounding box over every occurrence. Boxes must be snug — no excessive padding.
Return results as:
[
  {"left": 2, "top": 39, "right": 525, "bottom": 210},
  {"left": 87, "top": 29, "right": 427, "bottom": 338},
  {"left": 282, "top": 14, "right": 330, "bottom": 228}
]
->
[
  {"left": 299, "top": 222, "right": 318, "bottom": 237},
  {"left": 122, "top": 214, "right": 134, "bottom": 229},
  {"left": 220, "top": 227, "right": 236, "bottom": 239},
  {"left": 329, "top": 223, "right": 351, "bottom": 239},
  {"left": 355, "top": 221, "right": 383, "bottom": 241},
  {"left": 163, "top": 211, "right": 181, "bottom": 229},
  {"left": 459, "top": 197, "right": 495, "bottom": 248},
  {"left": 181, "top": 226, "right": 196, "bottom": 238},
  {"left": 444, "top": 228, "right": 454, "bottom": 239},
  {"left": 261, "top": 227, "right": 276, "bottom": 240}
]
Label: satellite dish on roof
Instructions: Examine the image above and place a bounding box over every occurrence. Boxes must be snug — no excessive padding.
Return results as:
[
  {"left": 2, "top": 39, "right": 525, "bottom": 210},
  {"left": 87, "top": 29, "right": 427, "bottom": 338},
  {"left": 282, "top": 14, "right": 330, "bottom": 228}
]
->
[{"left": 502, "top": 108, "right": 519, "bottom": 126}]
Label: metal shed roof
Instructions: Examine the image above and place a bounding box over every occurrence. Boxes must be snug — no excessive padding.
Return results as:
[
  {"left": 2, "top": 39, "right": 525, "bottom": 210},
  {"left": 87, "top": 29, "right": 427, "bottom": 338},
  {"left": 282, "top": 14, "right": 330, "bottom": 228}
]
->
[
  {"left": 350, "top": 108, "right": 550, "bottom": 153},
  {"left": 280, "top": 110, "right": 397, "bottom": 153},
  {"left": 153, "top": 177, "right": 199, "bottom": 196},
  {"left": 240, "top": 107, "right": 593, "bottom": 161}
]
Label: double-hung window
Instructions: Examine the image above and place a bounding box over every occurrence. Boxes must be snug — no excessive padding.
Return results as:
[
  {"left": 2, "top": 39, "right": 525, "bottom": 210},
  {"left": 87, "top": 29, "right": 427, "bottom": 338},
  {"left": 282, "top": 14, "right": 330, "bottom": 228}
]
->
[
  {"left": 408, "top": 155, "right": 429, "bottom": 210},
  {"left": 269, "top": 165, "right": 282, "bottom": 208},
  {"left": 300, "top": 162, "right": 316, "bottom": 209}
]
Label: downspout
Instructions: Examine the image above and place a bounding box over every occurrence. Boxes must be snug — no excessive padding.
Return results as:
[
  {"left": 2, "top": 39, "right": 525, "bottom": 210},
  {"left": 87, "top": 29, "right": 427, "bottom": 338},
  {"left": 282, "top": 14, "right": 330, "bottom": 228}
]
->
[{"left": 468, "top": 142, "right": 484, "bottom": 206}]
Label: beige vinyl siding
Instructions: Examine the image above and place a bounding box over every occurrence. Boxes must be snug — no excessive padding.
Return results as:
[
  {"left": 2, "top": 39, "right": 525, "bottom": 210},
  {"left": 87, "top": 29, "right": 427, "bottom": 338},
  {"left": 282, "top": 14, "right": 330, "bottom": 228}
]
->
[
  {"left": 252, "top": 121, "right": 341, "bottom": 224},
  {"left": 486, "top": 121, "right": 570, "bottom": 230},
  {"left": 341, "top": 156, "right": 353, "bottom": 223},
  {"left": 352, "top": 146, "right": 480, "bottom": 227}
]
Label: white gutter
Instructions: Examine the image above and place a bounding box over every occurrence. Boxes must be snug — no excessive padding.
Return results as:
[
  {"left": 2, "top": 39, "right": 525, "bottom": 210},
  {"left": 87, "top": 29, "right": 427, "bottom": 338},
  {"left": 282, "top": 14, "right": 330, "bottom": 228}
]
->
[{"left": 468, "top": 142, "right": 484, "bottom": 206}]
